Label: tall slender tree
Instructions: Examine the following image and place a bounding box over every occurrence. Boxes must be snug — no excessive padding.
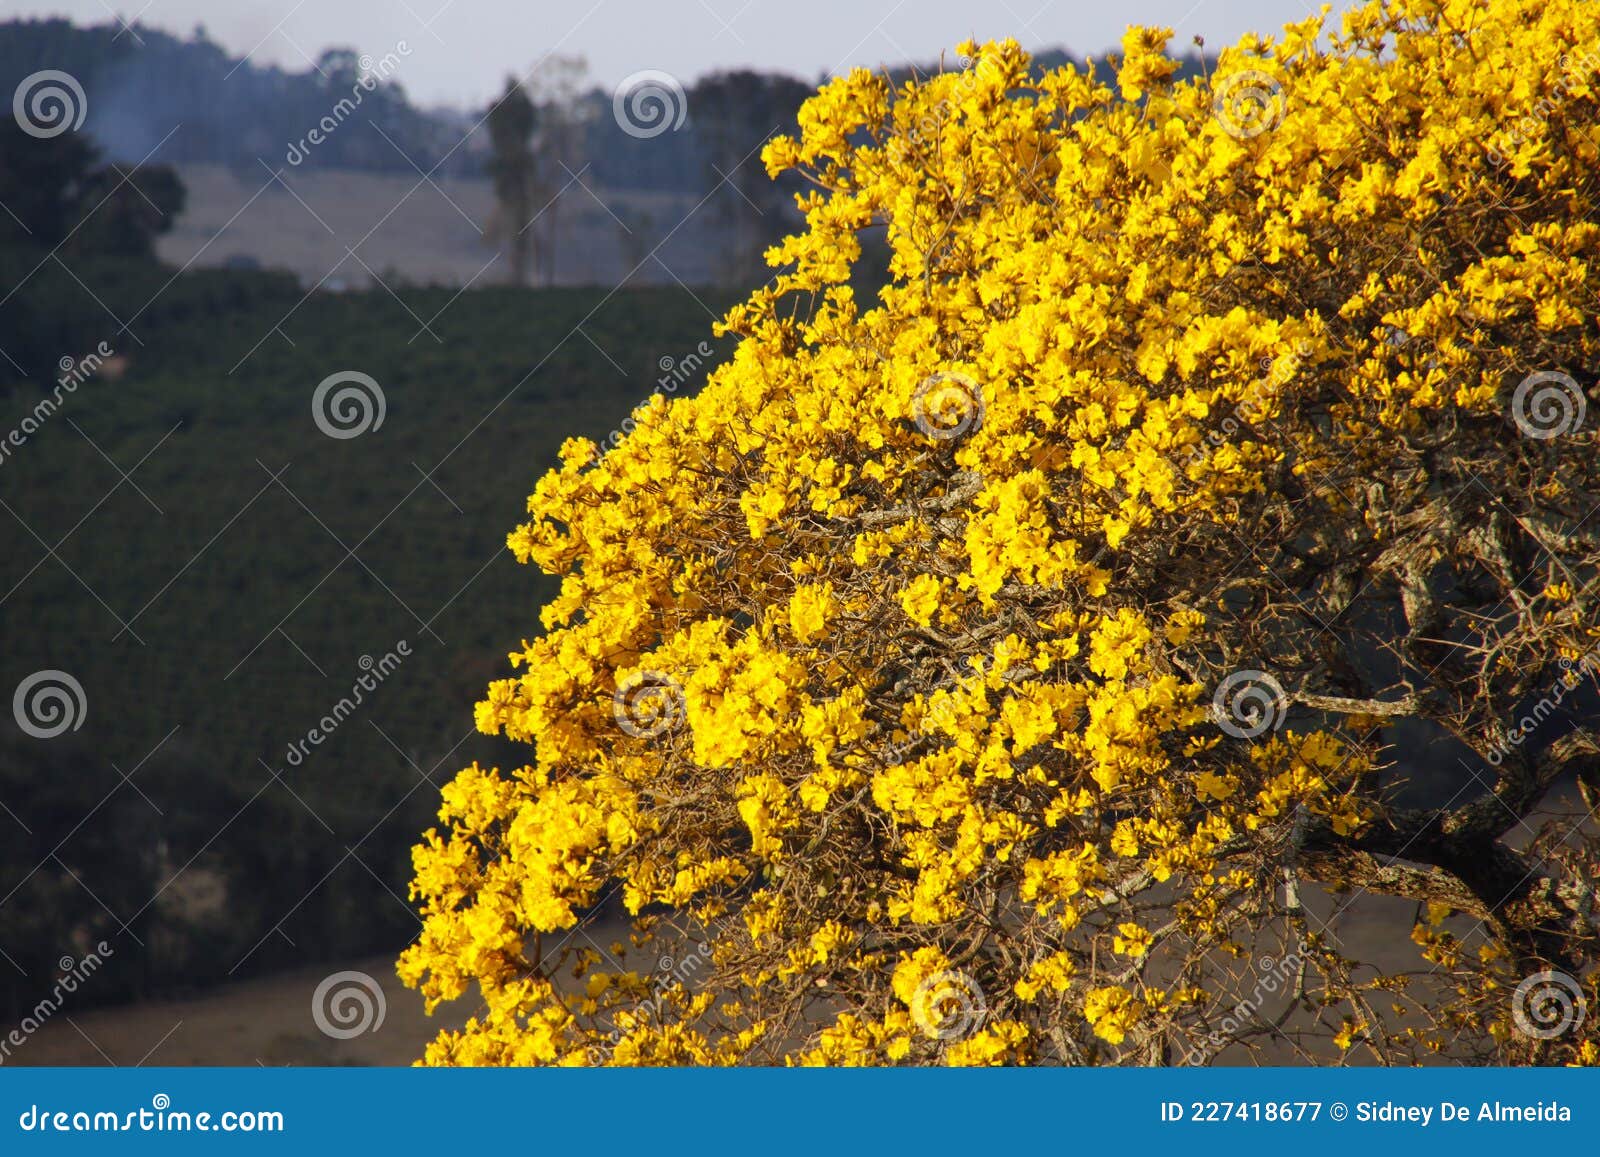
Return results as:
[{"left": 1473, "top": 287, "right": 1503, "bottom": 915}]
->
[
  {"left": 524, "top": 55, "right": 591, "bottom": 286},
  {"left": 485, "top": 76, "right": 537, "bottom": 287}
]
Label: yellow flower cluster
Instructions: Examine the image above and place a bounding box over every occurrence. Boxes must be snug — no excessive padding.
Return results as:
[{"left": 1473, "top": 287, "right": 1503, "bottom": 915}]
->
[{"left": 401, "top": 0, "right": 1600, "bottom": 1066}]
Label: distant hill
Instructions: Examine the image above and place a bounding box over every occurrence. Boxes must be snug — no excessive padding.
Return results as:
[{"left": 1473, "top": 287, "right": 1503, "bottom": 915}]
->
[
  {"left": 0, "top": 19, "right": 1212, "bottom": 192},
  {"left": 0, "top": 18, "right": 734, "bottom": 191},
  {"left": 0, "top": 19, "right": 465, "bottom": 174}
]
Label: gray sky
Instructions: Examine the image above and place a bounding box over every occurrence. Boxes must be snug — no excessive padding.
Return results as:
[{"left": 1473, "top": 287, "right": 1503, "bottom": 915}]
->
[{"left": 3, "top": 0, "right": 1331, "bottom": 108}]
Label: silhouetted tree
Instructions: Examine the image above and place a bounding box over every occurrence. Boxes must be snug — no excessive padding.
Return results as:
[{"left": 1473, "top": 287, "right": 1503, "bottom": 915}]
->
[
  {"left": 0, "top": 119, "right": 99, "bottom": 247},
  {"left": 689, "top": 70, "right": 811, "bottom": 284},
  {"left": 0, "top": 120, "right": 183, "bottom": 258},
  {"left": 486, "top": 76, "right": 537, "bottom": 287},
  {"left": 71, "top": 161, "right": 185, "bottom": 258}
]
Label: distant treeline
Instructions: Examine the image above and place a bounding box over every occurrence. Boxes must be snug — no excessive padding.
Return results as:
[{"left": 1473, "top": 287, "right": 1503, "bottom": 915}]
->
[
  {"left": 0, "top": 20, "right": 456, "bottom": 175},
  {"left": 0, "top": 19, "right": 1212, "bottom": 192}
]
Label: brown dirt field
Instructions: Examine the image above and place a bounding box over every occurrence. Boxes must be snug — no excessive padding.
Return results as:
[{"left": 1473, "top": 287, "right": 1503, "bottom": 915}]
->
[{"left": 10, "top": 953, "right": 461, "bottom": 1067}]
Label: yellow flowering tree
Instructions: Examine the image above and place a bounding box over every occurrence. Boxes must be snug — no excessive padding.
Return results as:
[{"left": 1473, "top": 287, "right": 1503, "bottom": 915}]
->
[{"left": 402, "top": 0, "right": 1600, "bottom": 1065}]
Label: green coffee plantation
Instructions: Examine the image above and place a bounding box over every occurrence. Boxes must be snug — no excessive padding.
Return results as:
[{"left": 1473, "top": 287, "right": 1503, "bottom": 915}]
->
[{"left": 0, "top": 258, "right": 731, "bottom": 1011}]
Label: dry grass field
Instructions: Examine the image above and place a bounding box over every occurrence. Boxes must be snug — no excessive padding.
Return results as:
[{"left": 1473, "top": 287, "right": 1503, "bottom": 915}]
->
[{"left": 157, "top": 164, "right": 724, "bottom": 291}]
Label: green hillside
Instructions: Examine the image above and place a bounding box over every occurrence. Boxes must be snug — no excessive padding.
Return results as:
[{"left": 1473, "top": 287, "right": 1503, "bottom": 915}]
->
[{"left": 0, "top": 260, "right": 732, "bottom": 1009}]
